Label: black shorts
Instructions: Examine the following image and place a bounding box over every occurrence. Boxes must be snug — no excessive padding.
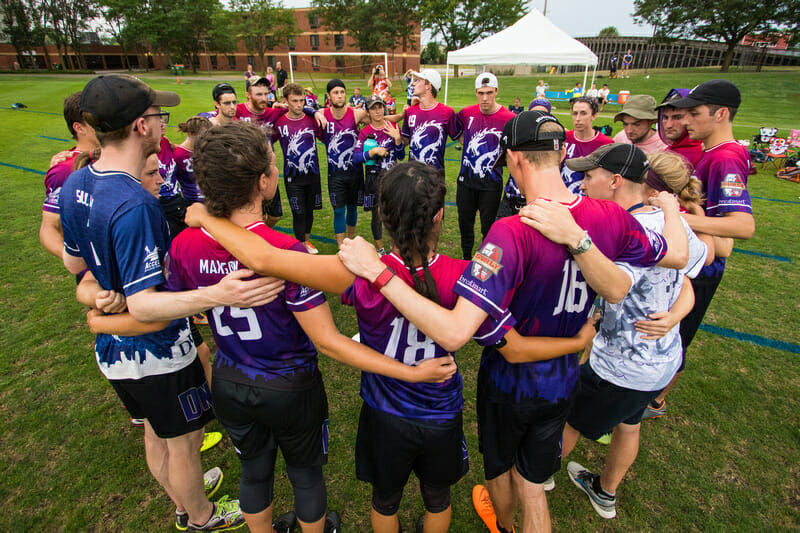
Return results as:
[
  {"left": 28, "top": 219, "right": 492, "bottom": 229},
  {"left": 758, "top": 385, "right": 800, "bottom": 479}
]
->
[
  {"left": 567, "top": 363, "right": 663, "bottom": 440},
  {"left": 285, "top": 181, "right": 323, "bottom": 214},
  {"left": 262, "top": 187, "right": 283, "bottom": 218},
  {"left": 495, "top": 192, "right": 525, "bottom": 220},
  {"left": 363, "top": 165, "right": 382, "bottom": 212},
  {"left": 355, "top": 403, "right": 468, "bottom": 495},
  {"left": 678, "top": 270, "right": 723, "bottom": 371},
  {"left": 111, "top": 358, "right": 213, "bottom": 438},
  {"left": 212, "top": 375, "right": 329, "bottom": 466},
  {"left": 477, "top": 368, "right": 571, "bottom": 484},
  {"left": 160, "top": 194, "right": 190, "bottom": 239},
  {"left": 189, "top": 320, "right": 204, "bottom": 347},
  {"left": 328, "top": 168, "right": 364, "bottom": 209}
]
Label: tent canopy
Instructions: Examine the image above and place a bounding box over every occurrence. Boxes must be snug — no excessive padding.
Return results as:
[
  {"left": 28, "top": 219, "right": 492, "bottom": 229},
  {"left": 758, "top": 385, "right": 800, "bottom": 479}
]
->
[{"left": 446, "top": 9, "right": 597, "bottom": 67}]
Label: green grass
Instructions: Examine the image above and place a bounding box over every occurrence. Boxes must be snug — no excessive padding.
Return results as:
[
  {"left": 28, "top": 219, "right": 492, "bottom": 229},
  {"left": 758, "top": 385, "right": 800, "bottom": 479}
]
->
[{"left": 1, "top": 70, "right": 799, "bottom": 532}]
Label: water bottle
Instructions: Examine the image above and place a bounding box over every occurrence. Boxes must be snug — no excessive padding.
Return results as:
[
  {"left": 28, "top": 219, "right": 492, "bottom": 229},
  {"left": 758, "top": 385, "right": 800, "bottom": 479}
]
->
[{"left": 363, "top": 134, "right": 378, "bottom": 166}]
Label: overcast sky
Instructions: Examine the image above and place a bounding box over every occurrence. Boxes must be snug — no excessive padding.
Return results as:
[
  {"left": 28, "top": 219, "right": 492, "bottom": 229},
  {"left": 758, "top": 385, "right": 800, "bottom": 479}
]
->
[{"left": 279, "top": 0, "right": 655, "bottom": 40}]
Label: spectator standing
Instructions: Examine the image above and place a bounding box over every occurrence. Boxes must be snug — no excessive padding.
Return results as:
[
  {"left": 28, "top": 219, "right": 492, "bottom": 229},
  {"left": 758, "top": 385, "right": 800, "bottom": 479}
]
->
[
  {"left": 275, "top": 60, "right": 288, "bottom": 98},
  {"left": 621, "top": 49, "right": 633, "bottom": 78}
]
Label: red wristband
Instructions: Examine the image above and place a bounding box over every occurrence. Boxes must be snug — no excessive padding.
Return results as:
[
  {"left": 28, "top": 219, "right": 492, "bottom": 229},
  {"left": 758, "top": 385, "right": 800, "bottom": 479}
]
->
[{"left": 372, "top": 266, "right": 395, "bottom": 291}]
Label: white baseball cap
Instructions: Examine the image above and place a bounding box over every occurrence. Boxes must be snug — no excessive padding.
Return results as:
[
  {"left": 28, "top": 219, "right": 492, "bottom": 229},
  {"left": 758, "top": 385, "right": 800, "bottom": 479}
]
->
[
  {"left": 475, "top": 72, "right": 498, "bottom": 90},
  {"left": 411, "top": 69, "right": 442, "bottom": 92}
]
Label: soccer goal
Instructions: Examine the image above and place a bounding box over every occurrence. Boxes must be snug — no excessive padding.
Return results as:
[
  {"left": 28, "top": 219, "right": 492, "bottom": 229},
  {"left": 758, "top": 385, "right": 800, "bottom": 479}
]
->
[{"left": 288, "top": 52, "right": 388, "bottom": 83}]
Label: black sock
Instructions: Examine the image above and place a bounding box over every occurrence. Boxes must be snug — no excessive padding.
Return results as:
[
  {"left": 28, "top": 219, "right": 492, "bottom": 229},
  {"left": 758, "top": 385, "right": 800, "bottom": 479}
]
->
[
  {"left": 496, "top": 521, "right": 513, "bottom": 533},
  {"left": 592, "top": 476, "right": 615, "bottom": 499}
]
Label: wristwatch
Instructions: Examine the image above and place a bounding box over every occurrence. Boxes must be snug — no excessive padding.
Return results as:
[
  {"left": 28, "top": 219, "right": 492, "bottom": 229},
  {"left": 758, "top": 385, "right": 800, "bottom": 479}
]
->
[{"left": 568, "top": 231, "right": 592, "bottom": 255}]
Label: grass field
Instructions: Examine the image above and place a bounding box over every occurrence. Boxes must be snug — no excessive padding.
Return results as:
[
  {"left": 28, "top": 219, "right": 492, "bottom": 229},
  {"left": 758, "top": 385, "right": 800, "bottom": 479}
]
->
[{"left": 1, "top": 69, "right": 799, "bottom": 532}]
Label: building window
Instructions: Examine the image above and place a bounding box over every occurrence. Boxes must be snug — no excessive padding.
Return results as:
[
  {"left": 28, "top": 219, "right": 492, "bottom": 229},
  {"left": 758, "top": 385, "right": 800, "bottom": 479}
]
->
[
  {"left": 334, "top": 34, "right": 344, "bottom": 50},
  {"left": 310, "top": 34, "right": 319, "bottom": 50},
  {"left": 210, "top": 55, "right": 218, "bottom": 69},
  {"left": 268, "top": 55, "right": 276, "bottom": 68},
  {"left": 228, "top": 55, "right": 236, "bottom": 69},
  {"left": 312, "top": 55, "right": 320, "bottom": 71},
  {"left": 247, "top": 55, "right": 255, "bottom": 67},
  {"left": 308, "top": 13, "right": 318, "bottom": 29},
  {"left": 288, "top": 36, "right": 296, "bottom": 50}
]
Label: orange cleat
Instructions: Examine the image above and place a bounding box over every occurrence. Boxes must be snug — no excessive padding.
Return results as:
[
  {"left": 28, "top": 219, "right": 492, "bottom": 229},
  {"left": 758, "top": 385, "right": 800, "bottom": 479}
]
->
[{"left": 472, "top": 484, "right": 501, "bottom": 533}]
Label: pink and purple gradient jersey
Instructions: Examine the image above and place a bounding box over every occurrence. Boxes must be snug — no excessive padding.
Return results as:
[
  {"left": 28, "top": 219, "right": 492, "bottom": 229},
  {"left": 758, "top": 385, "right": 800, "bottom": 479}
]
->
[
  {"left": 456, "top": 105, "right": 516, "bottom": 191},
  {"left": 342, "top": 253, "right": 466, "bottom": 423},
  {"left": 157, "top": 136, "right": 180, "bottom": 199},
  {"left": 353, "top": 124, "right": 405, "bottom": 170},
  {"left": 43, "top": 147, "right": 80, "bottom": 214},
  {"left": 172, "top": 145, "right": 204, "bottom": 203},
  {"left": 274, "top": 114, "right": 323, "bottom": 185},
  {"left": 561, "top": 130, "right": 614, "bottom": 194},
  {"left": 322, "top": 107, "right": 361, "bottom": 176},
  {"left": 402, "top": 102, "right": 460, "bottom": 171},
  {"left": 235, "top": 102, "right": 288, "bottom": 132},
  {"left": 164, "top": 222, "right": 326, "bottom": 390},
  {"left": 454, "top": 196, "right": 667, "bottom": 404},
  {"left": 694, "top": 140, "right": 753, "bottom": 277}
]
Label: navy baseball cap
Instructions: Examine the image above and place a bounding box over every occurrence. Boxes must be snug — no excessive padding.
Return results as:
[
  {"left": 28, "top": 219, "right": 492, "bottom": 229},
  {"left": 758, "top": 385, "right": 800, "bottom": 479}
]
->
[
  {"left": 565, "top": 143, "right": 649, "bottom": 183},
  {"left": 81, "top": 75, "right": 179, "bottom": 132},
  {"left": 668, "top": 79, "right": 741, "bottom": 109}
]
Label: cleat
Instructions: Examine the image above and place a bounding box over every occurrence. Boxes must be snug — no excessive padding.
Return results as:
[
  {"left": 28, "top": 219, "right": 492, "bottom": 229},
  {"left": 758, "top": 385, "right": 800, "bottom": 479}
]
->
[
  {"left": 543, "top": 476, "right": 555, "bottom": 492},
  {"left": 642, "top": 399, "right": 666, "bottom": 420},
  {"left": 304, "top": 241, "right": 319, "bottom": 254},
  {"left": 272, "top": 511, "right": 297, "bottom": 533},
  {"left": 130, "top": 417, "right": 145, "bottom": 427},
  {"left": 201, "top": 432, "right": 223, "bottom": 453},
  {"left": 187, "top": 496, "right": 245, "bottom": 531},
  {"left": 204, "top": 467, "right": 223, "bottom": 498},
  {"left": 377, "top": 248, "right": 387, "bottom": 256},
  {"left": 176, "top": 511, "right": 189, "bottom": 531},
  {"left": 567, "top": 462, "right": 616, "bottom": 519},
  {"left": 596, "top": 433, "right": 612, "bottom": 445},
  {"left": 472, "top": 485, "right": 501, "bottom": 533},
  {"left": 193, "top": 313, "right": 209, "bottom": 325},
  {"left": 323, "top": 510, "right": 340, "bottom": 533}
]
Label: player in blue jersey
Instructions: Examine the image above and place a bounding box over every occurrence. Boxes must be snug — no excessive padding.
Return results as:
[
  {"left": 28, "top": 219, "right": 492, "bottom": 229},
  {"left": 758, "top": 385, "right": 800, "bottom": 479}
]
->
[
  {"left": 169, "top": 123, "right": 458, "bottom": 533},
  {"left": 59, "top": 75, "right": 282, "bottom": 532},
  {"left": 339, "top": 112, "right": 669, "bottom": 533}
]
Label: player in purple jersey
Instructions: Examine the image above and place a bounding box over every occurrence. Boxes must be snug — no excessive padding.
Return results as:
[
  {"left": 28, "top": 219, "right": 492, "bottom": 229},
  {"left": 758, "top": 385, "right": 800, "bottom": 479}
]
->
[
  {"left": 58, "top": 75, "right": 286, "bottom": 531},
  {"left": 173, "top": 117, "right": 211, "bottom": 204},
  {"left": 40, "top": 92, "right": 98, "bottom": 259},
  {"left": 401, "top": 69, "right": 460, "bottom": 171},
  {"left": 273, "top": 83, "right": 324, "bottom": 254},
  {"left": 169, "top": 123, "right": 455, "bottom": 533},
  {"left": 455, "top": 73, "right": 516, "bottom": 259},
  {"left": 562, "top": 96, "right": 613, "bottom": 194},
  {"left": 641, "top": 79, "right": 755, "bottom": 420},
  {"left": 338, "top": 112, "right": 668, "bottom": 533},
  {"left": 354, "top": 95, "right": 406, "bottom": 255}
]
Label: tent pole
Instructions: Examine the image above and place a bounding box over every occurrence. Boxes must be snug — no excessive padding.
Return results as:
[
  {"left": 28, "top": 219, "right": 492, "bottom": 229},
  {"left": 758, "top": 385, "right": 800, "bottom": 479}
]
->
[
  {"left": 582, "top": 65, "right": 588, "bottom": 93},
  {"left": 590, "top": 64, "right": 596, "bottom": 89},
  {"left": 444, "top": 60, "right": 450, "bottom": 106}
]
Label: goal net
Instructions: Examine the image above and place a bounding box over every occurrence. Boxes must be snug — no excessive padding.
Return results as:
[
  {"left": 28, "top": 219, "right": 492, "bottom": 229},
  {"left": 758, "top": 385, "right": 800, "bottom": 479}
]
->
[{"left": 288, "top": 52, "right": 393, "bottom": 82}]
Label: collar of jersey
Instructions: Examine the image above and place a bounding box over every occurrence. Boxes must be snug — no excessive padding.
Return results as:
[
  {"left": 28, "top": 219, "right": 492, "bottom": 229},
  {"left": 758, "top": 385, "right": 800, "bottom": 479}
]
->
[
  {"left": 389, "top": 252, "right": 440, "bottom": 270},
  {"left": 88, "top": 163, "right": 139, "bottom": 183}
]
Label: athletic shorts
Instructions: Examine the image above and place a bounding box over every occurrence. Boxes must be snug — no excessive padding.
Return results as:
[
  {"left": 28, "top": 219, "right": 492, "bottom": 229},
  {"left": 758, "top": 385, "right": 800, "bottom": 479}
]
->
[
  {"left": 111, "top": 357, "right": 213, "bottom": 439},
  {"left": 495, "top": 192, "right": 525, "bottom": 220},
  {"left": 363, "top": 166, "right": 382, "bottom": 212},
  {"left": 328, "top": 168, "right": 364, "bottom": 209},
  {"left": 160, "top": 194, "right": 190, "bottom": 239},
  {"left": 477, "top": 368, "right": 571, "bottom": 484},
  {"left": 355, "top": 403, "right": 468, "bottom": 495},
  {"left": 285, "top": 181, "right": 323, "bottom": 214},
  {"left": 262, "top": 187, "right": 283, "bottom": 218},
  {"left": 189, "top": 320, "right": 204, "bottom": 347},
  {"left": 212, "top": 375, "right": 329, "bottom": 466},
  {"left": 567, "top": 363, "right": 663, "bottom": 440},
  {"left": 678, "top": 270, "right": 723, "bottom": 371}
]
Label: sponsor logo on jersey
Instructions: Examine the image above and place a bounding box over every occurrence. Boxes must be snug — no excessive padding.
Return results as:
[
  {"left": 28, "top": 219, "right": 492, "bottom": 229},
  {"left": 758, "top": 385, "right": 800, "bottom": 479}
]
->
[
  {"left": 472, "top": 243, "right": 503, "bottom": 281},
  {"left": 721, "top": 173, "right": 745, "bottom": 197},
  {"left": 144, "top": 245, "right": 160, "bottom": 273}
]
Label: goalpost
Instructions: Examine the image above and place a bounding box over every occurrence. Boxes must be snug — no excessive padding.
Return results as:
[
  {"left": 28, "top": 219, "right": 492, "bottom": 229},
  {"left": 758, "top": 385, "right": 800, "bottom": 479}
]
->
[{"left": 288, "top": 52, "right": 388, "bottom": 83}]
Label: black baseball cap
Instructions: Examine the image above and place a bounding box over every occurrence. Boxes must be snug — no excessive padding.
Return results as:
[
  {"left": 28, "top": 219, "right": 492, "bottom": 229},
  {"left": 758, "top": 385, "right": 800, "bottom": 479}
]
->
[
  {"left": 80, "top": 75, "right": 179, "bottom": 132},
  {"left": 212, "top": 83, "right": 236, "bottom": 101},
  {"left": 326, "top": 78, "right": 346, "bottom": 93},
  {"left": 494, "top": 110, "right": 565, "bottom": 168},
  {"left": 565, "top": 143, "right": 649, "bottom": 183},
  {"left": 364, "top": 95, "right": 386, "bottom": 109},
  {"left": 667, "top": 79, "right": 741, "bottom": 109}
]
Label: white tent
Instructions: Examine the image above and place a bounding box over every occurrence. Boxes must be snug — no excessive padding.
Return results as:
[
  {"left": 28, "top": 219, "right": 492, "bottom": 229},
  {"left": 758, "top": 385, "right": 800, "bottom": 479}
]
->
[{"left": 444, "top": 9, "right": 598, "bottom": 104}]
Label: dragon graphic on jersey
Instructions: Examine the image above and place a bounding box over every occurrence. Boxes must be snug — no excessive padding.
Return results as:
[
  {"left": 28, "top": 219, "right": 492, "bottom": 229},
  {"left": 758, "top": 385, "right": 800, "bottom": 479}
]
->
[
  {"left": 464, "top": 128, "right": 502, "bottom": 178},
  {"left": 410, "top": 120, "right": 445, "bottom": 165},
  {"left": 327, "top": 129, "right": 356, "bottom": 170},
  {"left": 287, "top": 128, "right": 318, "bottom": 174}
]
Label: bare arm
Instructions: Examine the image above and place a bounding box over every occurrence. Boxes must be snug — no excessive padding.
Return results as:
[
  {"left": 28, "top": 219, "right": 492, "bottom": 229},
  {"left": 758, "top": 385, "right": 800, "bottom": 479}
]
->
[
  {"left": 185, "top": 204, "right": 355, "bottom": 294},
  {"left": 86, "top": 308, "right": 171, "bottom": 336},
  {"left": 712, "top": 236, "right": 733, "bottom": 258},
  {"left": 63, "top": 249, "right": 88, "bottom": 275},
  {"left": 338, "top": 236, "right": 489, "bottom": 351},
  {"left": 634, "top": 276, "right": 695, "bottom": 340},
  {"left": 681, "top": 210, "right": 755, "bottom": 240},
  {"left": 126, "top": 269, "right": 284, "bottom": 322},
  {"left": 520, "top": 199, "right": 632, "bottom": 304},
  {"left": 294, "top": 302, "right": 457, "bottom": 383},
  {"left": 648, "top": 192, "right": 688, "bottom": 269},
  {"left": 40, "top": 211, "right": 64, "bottom": 259},
  {"left": 498, "top": 316, "right": 598, "bottom": 363}
]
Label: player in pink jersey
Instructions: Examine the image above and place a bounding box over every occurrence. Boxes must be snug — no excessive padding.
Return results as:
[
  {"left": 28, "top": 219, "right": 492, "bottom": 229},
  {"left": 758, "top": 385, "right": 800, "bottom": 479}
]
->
[
  {"left": 612, "top": 94, "right": 667, "bottom": 154},
  {"left": 40, "top": 92, "right": 98, "bottom": 259},
  {"left": 456, "top": 73, "right": 517, "bottom": 259},
  {"left": 402, "top": 69, "right": 461, "bottom": 172},
  {"left": 561, "top": 96, "right": 613, "bottom": 194},
  {"left": 655, "top": 88, "right": 703, "bottom": 167},
  {"left": 642, "top": 79, "right": 754, "bottom": 420}
]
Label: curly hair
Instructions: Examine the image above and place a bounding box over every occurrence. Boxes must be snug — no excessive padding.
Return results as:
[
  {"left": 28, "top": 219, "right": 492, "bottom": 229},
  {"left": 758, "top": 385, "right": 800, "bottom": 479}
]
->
[
  {"left": 378, "top": 161, "right": 446, "bottom": 304},
  {"left": 178, "top": 116, "right": 212, "bottom": 136},
  {"left": 193, "top": 122, "right": 273, "bottom": 218}
]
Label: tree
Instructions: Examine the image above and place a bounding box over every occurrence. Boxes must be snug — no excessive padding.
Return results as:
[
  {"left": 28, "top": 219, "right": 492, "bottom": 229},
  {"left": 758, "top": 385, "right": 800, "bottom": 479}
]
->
[
  {"left": 0, "top": 0, "right": 37, "bottom": 67},
  {"left": 420, "top": 41, "right": 444, "bottom": 65},
  {"left": 45, "top": 0, "right": 97, "bottom": 70},
  {"left": 598, "top": 26, "right": 619, "bottom": 37},
  {"left": 633, "top": 0, "right": 800, "bottom": 72},
  {"left": 418, "top": 0, "right": 528, "bottom": 51},
  {"left": 231, "top": 0, "right": 297, "bottom": 73}
]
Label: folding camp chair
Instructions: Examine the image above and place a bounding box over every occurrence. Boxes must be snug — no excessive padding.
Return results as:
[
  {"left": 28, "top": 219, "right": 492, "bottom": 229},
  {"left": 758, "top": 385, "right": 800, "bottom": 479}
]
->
[{"left": 762, "top": 137, "right": 789, "bottom": 170}]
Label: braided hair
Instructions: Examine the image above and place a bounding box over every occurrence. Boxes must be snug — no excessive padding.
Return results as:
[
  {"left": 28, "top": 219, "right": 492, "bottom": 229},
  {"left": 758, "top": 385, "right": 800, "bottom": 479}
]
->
[{"left": 378, "top": 161, "right": 446, "bottom": 304}]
